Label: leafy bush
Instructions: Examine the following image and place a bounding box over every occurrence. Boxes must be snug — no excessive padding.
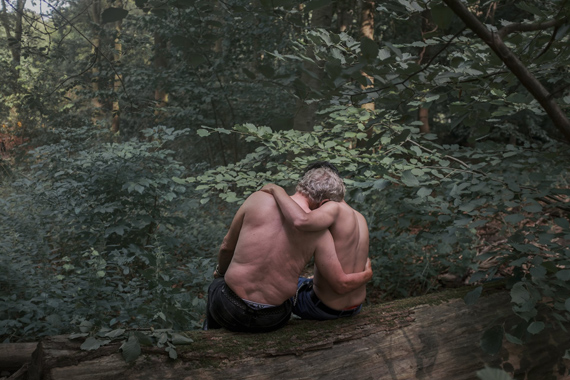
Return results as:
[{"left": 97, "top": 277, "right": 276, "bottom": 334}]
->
[{"left": 0, "top": 126, "right": 230, "bottom": 342}]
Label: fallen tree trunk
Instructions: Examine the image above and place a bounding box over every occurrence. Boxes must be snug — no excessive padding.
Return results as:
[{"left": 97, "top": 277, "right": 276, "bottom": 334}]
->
[
  {"left": 0, "top": 343, "right": 37, "bottom": 371},
  {"left": 27, "top": 288, "right": 570, "bottom": 380}
]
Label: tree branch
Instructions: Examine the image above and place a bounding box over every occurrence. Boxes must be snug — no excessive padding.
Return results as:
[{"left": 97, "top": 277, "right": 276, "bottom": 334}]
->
[
  {"left": 441, "top": 0, "right": 570, "bottom": 144},
  {"left": 498, "top": 17, "right": 568, "bottom": 39}
]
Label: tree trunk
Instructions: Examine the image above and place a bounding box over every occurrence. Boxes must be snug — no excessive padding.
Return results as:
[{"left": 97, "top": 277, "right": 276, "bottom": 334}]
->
[
  {"left": 1, "top": 0, "right": 26, "bottom": 126},
  {"left": 153, "top": 33, "right": 168, "bottom": 110},
  {"left": 0, "top": 0, "right": 26, "bottom": 75},
  {"left": 111, "top": 1, "right": 123, "bottom": 134},
  {"left": 336, "top": 0, "right": 353, "bottom": 33},
  {"left": 441, "top": 0, "right": 570, "bottom": 143},
  {"left": 23, "top": 289, "right": 570, "bottom": 380},
  {"left": 359, "top": 0, "right": 374, "bottom": 112},
  {"left": 417, "top": 9, "right": 437, "bottom": 134},
  {"left": 293, "top": 4, "right": 333, "bottom": 131},
  {"left": 90, "top": 0, "right": 104, "bottom": 119}
]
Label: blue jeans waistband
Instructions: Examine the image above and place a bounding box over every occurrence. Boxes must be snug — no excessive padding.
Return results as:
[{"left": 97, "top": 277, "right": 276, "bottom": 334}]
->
[{"left": 309, "top": 289, "right": 362, "bottom": 317}]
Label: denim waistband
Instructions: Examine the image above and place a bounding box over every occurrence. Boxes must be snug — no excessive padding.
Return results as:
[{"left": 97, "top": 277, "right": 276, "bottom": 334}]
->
[
  {"left": 222, "top": 283, "right": 291, "bottom": 315},
  {"left": 309, "top": 289, "right": 361, "bottom": 317}
]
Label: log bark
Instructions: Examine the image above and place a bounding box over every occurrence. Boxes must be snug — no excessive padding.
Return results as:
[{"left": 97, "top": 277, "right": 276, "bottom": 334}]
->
[
  {"left": 0, "top": 342, "right": 37, "bottom": 371},
  {"left": 26, "top": 289, "right": 570, "bottom": 380}
]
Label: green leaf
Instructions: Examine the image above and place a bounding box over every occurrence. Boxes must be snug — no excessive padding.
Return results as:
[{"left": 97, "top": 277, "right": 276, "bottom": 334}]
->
[
  {"left": 565, "top": 298, "right": 570, "bottom": 312},
  {"left": 504, "top": 214, "right": 524, "bottom": 223},
  {"left": 527, "top": 321, "right": 545, "bottom": 334},
  {"left": 101, "top": 8, "right": 129, "bottom": 24},
  {"left": 79, "top": 320, "right": 93, "bottom": 333},
  {"left": 554, "top": 218, "right": 570, "bottom": 229},
  {"left": 121, "top": 335, "right": 141, "bottom": 363},
  {"left": 556, "top": 270, "right": 570, "bottom": 281},
  {"left": 105, "top": 225, "right": 127, "bottom": 237},
  {"left": 511, "top": 283, "right": 530, "bottom": 304},
  {"left": 401, "top": 170, "right": 420, "bottom": 187},
  {"left": 69, "top": 333, "right": 89, "bottom": 340},
  {"left": 417, "top": 187, "right": 431, "bottom": 198},
  {"left": 505, "top": 333, "right": 523, "bottom": 345},
  {"left": 81, "top": 337, "right": 110, "bottom": 351},
  {"left": 464, "top": 286, "right": 482, "bottom": 305},
  {"left": 391, "top": 129, "right": 411, "bottom": 144},
  {"left": 171, "top": 333, "right": 194, "bottom": 345},
  {"left": 105, "top": 328, "right": 126, "bottom": 338},
  {"left": 480, "top": 325, "right": 504, "bottom": 355},
  {"left": 530, "top": 266, "right": 546, "bottom": 280},
  {"left": 197, "top": 129, "right": 210, "bottom": 137},
  {"left": 522, "top": 203, "right": 542, "bottom": 213},
  {"left": 373, "top": 179, "right": 390, "bottom": 190},
  {"left": 166, "top": 346, "right": 178, "bottom": 359},
  {"left": 476, "top": 366, "right": 513, "bottom": 380}
]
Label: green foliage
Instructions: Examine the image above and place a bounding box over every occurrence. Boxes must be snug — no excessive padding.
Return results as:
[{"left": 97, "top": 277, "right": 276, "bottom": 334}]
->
[
  {"left": 1, "top": 4, "right": 570, "bottom": 375},
  {"left": 0, "top": 126, "right": 229, "bottom": 342},
  {"left": 477, "top": 367, "right": 513, "bottom": 380}
]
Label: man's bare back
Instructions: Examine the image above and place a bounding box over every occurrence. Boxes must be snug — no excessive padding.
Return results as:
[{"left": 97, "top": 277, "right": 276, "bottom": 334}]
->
[{"left": 312, "top": 201, "right": 369, "bottom": 310}]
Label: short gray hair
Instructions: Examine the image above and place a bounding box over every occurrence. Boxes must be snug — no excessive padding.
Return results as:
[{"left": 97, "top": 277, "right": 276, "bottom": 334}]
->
[{"left": 296, "top": 167, "right": 345, "bottom": 204}]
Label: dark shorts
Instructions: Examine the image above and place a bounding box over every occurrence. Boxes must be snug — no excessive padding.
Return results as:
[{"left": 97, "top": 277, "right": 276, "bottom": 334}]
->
[
  {"left": 204, "top": 277, "right": 292, "bottom": 333},
  {"left": 292, "top": 277, "right": 362, "bottom": 320}
]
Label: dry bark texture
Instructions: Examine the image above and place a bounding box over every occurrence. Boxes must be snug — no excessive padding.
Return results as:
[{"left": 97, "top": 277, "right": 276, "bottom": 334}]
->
[
  {"left": 16, "top": 288, "right": 569, "bottom": 380},
  {"left": 0, "top": 343, "right": 37, "bottom": 371}
]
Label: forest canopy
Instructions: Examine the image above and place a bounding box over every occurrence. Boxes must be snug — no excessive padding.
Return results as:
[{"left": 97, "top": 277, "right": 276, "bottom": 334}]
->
[{"left": 1, "top": 0, "right": 570, "bottom": 375}]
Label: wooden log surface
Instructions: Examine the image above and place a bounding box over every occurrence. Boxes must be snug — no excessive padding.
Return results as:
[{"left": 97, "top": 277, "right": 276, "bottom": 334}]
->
[
  {"left": 26, "top": 288, "right": 570, "bottom": 380},
  {"left": 0, "top": 343, "right": 37, "bottom": 371}
]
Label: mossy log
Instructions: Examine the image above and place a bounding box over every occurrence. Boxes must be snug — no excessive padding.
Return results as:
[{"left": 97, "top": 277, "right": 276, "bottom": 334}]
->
[{"left": 26, "top": 288, "right": 570, "bottom": 380}]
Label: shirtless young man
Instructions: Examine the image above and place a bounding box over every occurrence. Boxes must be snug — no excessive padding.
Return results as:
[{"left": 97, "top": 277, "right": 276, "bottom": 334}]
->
[
  {"left": 203, "top": 168, "right": 372, "bottom": 332},
  {"left": 261, "top": 163, "right": 370, "bottom": 320}
]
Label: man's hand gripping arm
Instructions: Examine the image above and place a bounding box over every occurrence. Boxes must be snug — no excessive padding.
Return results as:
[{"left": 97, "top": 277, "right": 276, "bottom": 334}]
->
[{"left": 260, "top": 183, "right": 339, "bottom": 231}]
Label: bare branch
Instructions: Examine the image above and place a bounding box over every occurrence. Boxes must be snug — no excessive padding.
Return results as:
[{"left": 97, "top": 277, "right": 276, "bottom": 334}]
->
[{"left": 498, "top": 17, "right": 568, "bottom": 39}]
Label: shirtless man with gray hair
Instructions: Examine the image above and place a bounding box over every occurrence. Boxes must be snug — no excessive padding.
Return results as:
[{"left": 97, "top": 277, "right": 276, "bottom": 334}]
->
[{"left": 203, "top": 166, "right": 371, "bottom": 332}]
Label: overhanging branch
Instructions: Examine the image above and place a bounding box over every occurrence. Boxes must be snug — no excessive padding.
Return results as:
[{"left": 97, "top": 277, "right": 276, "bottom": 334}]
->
[
  {"left": 498, "top": 17, "right": 568, "bottom": 39},
  {"left": 441, "top": 0, "right": 570, "bottom": 144}
]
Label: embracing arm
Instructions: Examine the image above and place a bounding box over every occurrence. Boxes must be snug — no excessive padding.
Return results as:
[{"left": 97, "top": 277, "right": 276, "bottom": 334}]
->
[
  {"left": 260, "top": 183, "right": 339, "bottom": 231},
  {"left": 216, "top": 205, "right": 245, "bottom": 276},
  {"left": 314, "top": 231, "right": 372, "bottom": 294}
]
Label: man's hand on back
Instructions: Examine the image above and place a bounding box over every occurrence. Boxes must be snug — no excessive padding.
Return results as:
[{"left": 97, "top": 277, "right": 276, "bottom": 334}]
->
[{"left": 260, "top": 183, "right": 279, "bottom": 195}]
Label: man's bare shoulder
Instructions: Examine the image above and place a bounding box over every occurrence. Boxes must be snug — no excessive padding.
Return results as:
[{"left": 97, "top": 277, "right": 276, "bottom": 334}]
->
[
  {"left": 241, "top": 191, "right": 278, "bottom": 212},
  {"left": 244, "top": 190, "right": 275, "bottom": 203}
]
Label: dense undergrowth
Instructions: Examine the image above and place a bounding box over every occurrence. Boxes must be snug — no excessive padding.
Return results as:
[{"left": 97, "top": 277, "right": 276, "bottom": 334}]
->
[{"left": 1, "top": 114, "right": 569, "bottom": 364}]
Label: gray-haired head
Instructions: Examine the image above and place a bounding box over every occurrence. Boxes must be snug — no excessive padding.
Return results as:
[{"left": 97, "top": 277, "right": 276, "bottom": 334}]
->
[{"left": 296, "top": 167, "right": 345, "bottom": 208}]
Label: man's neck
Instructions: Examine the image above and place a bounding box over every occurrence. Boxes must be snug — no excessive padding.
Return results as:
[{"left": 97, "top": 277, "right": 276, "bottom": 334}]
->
[{"left": 290, "top": 192, "right": 311, "bottom": 212}]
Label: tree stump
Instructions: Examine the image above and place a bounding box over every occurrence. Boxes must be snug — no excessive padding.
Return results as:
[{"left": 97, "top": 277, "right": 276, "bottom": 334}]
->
[{"left": 26, "top": 288, "right": 570, "bottom": 379}]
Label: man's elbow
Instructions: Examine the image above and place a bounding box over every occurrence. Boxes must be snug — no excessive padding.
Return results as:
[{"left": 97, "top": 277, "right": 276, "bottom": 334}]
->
[
  {"left": 219, "top": 239, "right": 234, "bottom": 256},
  {"left": 293, "top": 217, "right": 310, "bottom": 230}
]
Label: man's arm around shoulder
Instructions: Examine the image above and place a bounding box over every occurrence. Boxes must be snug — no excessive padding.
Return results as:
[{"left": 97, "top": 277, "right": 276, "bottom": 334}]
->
[{"left": 260, "top": 184, "right": 339, "bottom": 231}]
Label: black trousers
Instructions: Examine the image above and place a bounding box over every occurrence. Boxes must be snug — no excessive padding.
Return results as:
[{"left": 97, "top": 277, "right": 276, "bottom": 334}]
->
[{"left": 204, "top": 277, "right": 292, "bottom": 333}]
